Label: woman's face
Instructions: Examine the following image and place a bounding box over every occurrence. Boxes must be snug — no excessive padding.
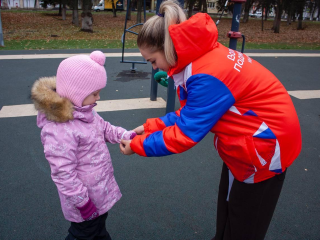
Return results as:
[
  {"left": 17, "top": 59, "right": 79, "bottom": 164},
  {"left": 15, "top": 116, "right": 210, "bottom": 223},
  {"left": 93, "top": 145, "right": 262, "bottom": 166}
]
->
[{"left": 139, "top": 47, "right": 170, "bottom": 72}]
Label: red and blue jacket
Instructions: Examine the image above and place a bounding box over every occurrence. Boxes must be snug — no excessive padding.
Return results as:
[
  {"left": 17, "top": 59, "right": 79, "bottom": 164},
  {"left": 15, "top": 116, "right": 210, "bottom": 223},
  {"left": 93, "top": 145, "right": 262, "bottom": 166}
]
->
[{"left": 131, "top": 13, "right": 301, "bottom": 183}]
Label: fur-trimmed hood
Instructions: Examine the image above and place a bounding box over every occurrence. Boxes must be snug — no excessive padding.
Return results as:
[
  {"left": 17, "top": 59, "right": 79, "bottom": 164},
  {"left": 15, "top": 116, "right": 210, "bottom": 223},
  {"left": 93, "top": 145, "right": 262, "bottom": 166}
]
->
[{"left": 31, "top": 76, "right": 74, "bottom": 123}]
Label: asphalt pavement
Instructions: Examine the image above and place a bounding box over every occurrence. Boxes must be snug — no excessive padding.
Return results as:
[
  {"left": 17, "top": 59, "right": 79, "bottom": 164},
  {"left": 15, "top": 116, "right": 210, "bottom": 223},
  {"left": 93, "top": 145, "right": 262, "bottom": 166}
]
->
[{"left": 0, "top": 49, "right": 320, "bottom": 240}]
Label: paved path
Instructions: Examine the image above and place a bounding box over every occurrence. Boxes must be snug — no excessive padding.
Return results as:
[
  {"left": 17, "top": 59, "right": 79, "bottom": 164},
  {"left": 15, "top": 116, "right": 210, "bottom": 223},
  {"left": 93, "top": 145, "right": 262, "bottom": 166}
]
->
[{"left": 0, "top": 49, "right": 320, "bottom": 240}]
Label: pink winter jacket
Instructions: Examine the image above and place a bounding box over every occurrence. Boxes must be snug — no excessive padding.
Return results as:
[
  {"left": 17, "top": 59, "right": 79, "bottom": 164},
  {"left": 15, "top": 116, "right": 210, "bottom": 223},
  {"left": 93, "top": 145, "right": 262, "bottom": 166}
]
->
[{"left": 32, "top": 77, "right": 135, "bottom": 222}]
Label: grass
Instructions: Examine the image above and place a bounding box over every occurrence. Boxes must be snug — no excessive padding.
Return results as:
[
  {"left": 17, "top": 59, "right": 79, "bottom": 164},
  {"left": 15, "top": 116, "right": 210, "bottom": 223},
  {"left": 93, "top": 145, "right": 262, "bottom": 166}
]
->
[
  {"left": 235, "top": 42, "right": 320, "bottom": 50},
  {"left": 1, "top": 39, "right": 138, "bottom": 50},
  {"left": 1, "top": 10, "right": 320, "bottom": 51},
  {"left": 2, "top": 39, "right": 320, "bottom": 51}
]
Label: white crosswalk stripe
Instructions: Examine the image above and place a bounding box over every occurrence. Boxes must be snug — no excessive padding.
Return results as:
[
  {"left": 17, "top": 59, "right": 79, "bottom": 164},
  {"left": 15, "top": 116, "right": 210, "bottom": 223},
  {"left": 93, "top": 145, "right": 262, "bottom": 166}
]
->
[
  {"left": 1, "top": 90, "right": 320, "bottom": 119},
  {"left": 0, "top": 98, "right": 166, "bottom": 118},
  {"left": 288, "top": 90, "right": 320, "bottom": 99},
  {"left": 0, "top": 53, "right": 142, "bottom": 60}
]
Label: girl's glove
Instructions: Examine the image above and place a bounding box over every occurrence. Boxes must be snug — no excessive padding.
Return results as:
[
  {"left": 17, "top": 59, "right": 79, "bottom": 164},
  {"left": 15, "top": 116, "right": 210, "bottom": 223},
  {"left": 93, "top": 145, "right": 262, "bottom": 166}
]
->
[
  {"left": 130, "top": 132, "right": 137, "bottom": 139},
  {"left": 76, "top": 198, "right": 99, "bottom": 221}
]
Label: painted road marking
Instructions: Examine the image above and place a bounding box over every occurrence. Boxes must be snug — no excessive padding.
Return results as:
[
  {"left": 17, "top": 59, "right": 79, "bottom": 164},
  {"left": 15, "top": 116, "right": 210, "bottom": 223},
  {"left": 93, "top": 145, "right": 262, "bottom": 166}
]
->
[
  {"left": 247, "top": 53, "right": 320, "bottom": 57},
  {"left": 288, "top": 90, "right": 320, "bottom": 99},
  {"left": 1, "top": 90, "right": 320, "bottom": 119},
  {"left": 0, "top": 98, "right": 166, "bottom": 118},
  {"left": 0, "top": 53, "right": 320, "bottom": 60},
  {"left": 0, "top": 53, "right": 143, "bottom": 60}
]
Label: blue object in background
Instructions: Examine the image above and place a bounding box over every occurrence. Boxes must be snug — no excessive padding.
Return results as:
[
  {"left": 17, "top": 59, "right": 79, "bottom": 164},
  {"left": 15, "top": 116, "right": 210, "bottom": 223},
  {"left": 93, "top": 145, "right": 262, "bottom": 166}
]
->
[{"left": 0, "top": 10, "right": 4, "bottom": 47}]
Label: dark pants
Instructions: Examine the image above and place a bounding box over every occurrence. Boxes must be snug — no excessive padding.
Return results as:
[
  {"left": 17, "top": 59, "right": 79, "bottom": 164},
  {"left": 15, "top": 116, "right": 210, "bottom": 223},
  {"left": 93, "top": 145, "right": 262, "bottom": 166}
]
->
[
  {"left": 66, "top": 212, "right": 112, "bottom": 240},
  {"left": 214, "top": 163, "right": 286, "bottom": 240}
]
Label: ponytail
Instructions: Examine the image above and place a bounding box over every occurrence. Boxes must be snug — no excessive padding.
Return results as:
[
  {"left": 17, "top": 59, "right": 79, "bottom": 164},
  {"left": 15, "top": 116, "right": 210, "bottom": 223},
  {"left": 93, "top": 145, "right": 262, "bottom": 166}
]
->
[{"left": 137, "top": 0, "right": 186, "bottom": 66}]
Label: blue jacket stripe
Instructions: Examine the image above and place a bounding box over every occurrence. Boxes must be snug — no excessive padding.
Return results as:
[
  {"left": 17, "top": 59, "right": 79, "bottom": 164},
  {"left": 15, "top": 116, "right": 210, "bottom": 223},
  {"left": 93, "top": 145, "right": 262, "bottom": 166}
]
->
[
  {"left": 159, "top": 112, "right": 179, "bottom": 127},
  {"left": 179, "top": 85, "right": 188, "bottom": 100},
  {"left": 178, "top": 74, "right": 235, "bottom": 142},
  {"left": 254, "top": 128, "right": 277, "bottom": 139},
  {"left": 143, "top": 131, "right": 173, "bottom": 157}
]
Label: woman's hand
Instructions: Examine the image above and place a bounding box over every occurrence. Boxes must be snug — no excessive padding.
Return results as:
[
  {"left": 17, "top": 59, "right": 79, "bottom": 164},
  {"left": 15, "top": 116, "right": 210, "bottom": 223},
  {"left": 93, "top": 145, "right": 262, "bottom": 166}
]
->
[
  {"left": 133, "top": 125, "right": 145, "bottom": 135},
  {"left": 120, "top": 139, "right": 135, "bottom": 155}
]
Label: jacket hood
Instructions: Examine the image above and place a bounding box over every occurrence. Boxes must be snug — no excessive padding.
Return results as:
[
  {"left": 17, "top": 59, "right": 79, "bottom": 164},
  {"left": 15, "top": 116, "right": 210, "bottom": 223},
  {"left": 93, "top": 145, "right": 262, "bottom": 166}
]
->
[
  {"left": 167, "top": 13, "right": 218, "bottom": 76},
  {"left": 31, "top": 76, "right": 74, "bottom": 124},
  {"left": 32, "top": 77, "right": 97, "bottom": 128}
]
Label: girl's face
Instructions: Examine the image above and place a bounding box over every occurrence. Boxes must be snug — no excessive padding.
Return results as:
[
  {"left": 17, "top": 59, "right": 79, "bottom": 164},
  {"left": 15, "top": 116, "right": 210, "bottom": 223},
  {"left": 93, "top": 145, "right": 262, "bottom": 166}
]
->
[
  {"left": 82, "top": 90, "right": 101, "bottom": 106},
  {"left": 139, "top": 47, "right": 170, "bottom": 72}
]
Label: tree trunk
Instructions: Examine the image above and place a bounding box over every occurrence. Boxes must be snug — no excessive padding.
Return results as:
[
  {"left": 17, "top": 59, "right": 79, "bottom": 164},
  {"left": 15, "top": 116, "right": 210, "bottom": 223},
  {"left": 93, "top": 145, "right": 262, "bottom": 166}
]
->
[
  {"left": 188, "top": 5, "right": 193, "bottom": 18},
  {"left": 34, "top": 0, "right": 39, "bottom": 8},
  {"left": 271, "top": 6, "right": 277, "bottom": 30},
  {"left": 188, "top": 0, "right": 195, "bottom": 18},
  {"left": 264, "top": 2, "right": 269, "bottom": 21},
  {"left": 126, "top": 0, "right": 132, "bottom": 20},
  {"left": 296, "top": 0, "right": 305, "bottom": 29},
  {"left": 136, "top": 0, "right": 142, "bottom": 23},
  {"left": 62, "top": 0, "right": 66, "bottom": 20},
  {"left": 112, "top": 0, "right": 117, "bottom": 17},
  {"left": 307, "top": 1, "right": 313, "bottom": 21},
  {"left": 19, "top": 0, "right": 24, "bottom": 8},
  {"left": 59, "top": 0, "right": 62, "bottom": 15},
  {"left": 202, "top": 0, "right": 207, "bottom": 13},
  {"left": 310, "top": 2, "right": 315, "bottom": 20},
  {"left": 292, "top": 9, "right": 296, "bottom": 22},
  {"left": 198, "top": 0, "right": 203, "bottom": 12},
  {"left": 297, "top": 6, "right": 303, "bottom": 29},
  {"left": 274, "top": 0, "right": 282, "bottom": 33},
  {"left": 73, "top": 0, "right": 79, "bottom": 26},
  {"left": 242, "top": 0, "right": 251, "bottom": 23},
  {"left": 81, "top": 0, "right": 93, "bottom": 32},
  {"left": 287, "top": 4, "right": 291, "bottom": 25},
  {"left": 261, "top": 6, "right": 264, "bottom": 31},
  {"left": 317, "top": 0, "right": 320, "bottom": 21},
  {"left": 287, "top": 12, "right": 292, "bottom": 25}
]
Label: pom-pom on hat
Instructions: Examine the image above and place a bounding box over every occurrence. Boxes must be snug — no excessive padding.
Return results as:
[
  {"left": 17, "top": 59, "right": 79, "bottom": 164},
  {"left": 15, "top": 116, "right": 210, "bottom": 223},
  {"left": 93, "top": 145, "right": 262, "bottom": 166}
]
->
[{"left": 56, "top": 50, "right": 107, "bottom": 107}]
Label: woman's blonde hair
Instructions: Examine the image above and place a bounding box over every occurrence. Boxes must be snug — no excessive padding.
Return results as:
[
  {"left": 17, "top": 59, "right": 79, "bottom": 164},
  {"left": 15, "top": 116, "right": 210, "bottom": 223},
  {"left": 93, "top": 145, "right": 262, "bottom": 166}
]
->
[{"left": 137, "top": 0, "right": 186, "bottom": 66}]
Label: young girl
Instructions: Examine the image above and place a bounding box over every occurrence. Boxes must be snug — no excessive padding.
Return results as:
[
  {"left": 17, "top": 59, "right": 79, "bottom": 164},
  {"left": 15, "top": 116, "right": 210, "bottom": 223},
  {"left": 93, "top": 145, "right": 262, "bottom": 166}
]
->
[
  {"left": 120, "top": 1, "right": 302, "bottom": 239},
  {"left": 31, "top": 50, "right": 136, "bottom": 240}
]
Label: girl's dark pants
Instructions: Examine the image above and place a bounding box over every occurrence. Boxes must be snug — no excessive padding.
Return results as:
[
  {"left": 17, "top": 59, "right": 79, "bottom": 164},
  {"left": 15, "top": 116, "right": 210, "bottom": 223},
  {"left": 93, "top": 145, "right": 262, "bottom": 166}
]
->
[
  {"left": 214, "top": 163, "right": 286, "bottom": 240},
  {"left": 65, "top": 212, "right": 112, "bottom": 240}
]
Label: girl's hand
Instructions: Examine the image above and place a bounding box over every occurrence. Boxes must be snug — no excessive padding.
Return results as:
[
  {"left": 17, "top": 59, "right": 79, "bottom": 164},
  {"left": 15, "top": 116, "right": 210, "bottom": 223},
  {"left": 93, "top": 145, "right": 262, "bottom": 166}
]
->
[
  {"left": 120, "top": 139, "right": 135, "bottom": 155},
  {"left": 133, "top": 125, "right": 145, "bottom": 135}
]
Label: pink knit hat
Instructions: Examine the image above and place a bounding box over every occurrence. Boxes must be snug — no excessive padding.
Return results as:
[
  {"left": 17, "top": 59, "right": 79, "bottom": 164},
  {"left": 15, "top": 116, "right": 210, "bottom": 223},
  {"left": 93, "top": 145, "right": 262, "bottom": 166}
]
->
[{"left": 56, "top": 51, "right": 107, "bottom": 107}]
